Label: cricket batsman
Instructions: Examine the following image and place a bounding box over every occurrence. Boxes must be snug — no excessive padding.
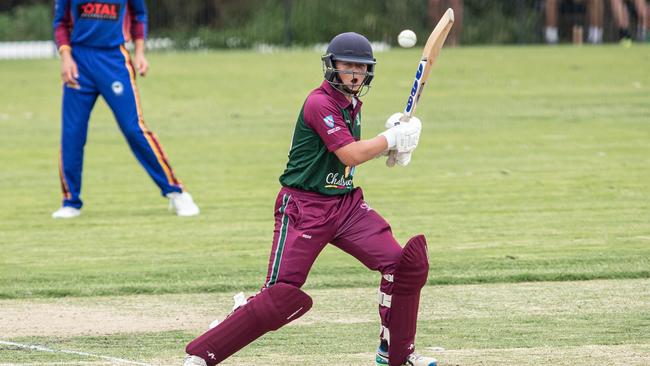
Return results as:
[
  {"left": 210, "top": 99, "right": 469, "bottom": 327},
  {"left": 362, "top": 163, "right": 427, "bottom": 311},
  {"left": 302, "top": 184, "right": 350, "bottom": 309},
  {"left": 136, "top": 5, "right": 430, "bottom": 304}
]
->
[
  {"left": 184, "top": 32, "right": 436, "bottom": 366},
  {"left": 52, "top": 0, "right": 199, "bottom": 218}
]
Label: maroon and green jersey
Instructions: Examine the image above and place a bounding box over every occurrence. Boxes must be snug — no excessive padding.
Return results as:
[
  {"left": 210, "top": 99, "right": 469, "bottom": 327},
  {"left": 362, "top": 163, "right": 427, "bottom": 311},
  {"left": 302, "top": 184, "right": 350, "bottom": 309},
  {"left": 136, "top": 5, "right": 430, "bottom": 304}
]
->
[{"left": 280, "top": 80, "right": 362, "bottom": 195}]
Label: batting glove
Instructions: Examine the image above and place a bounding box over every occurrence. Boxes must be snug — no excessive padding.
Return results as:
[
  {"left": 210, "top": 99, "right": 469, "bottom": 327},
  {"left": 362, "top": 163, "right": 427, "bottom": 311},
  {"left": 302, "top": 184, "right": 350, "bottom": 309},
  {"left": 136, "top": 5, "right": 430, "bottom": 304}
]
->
[
  {"left": 380, "top": 113, "right": 421, "bottom": 166},
  {"left": 380, "top": 116, "right": 421, "bottom": 152}
]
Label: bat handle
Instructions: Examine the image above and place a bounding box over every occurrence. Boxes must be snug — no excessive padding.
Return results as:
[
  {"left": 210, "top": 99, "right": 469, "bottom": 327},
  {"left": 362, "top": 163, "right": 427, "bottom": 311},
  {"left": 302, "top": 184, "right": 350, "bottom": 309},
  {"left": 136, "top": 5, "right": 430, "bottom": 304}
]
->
[
  {"left": 386, "top": 150, "right": 397, "bottom": 167},
  {"left": 399, "top": 113, "right": 413, "bottom": 124}
]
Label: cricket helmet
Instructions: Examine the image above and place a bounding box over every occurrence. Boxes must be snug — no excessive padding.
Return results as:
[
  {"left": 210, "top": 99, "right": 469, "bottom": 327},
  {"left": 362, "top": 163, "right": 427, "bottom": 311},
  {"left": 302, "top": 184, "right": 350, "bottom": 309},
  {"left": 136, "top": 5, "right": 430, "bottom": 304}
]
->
[{"left": 322, "top": 32, "right": 376, "bottom": 94}]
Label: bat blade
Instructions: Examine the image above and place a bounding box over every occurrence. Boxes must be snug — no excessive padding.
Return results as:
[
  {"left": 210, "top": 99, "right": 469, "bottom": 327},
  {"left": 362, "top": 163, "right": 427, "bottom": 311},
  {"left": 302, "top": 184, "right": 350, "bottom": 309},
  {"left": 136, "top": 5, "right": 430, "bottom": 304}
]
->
[
  {"left": 387, "top": 8, "right": 453, "bottom": 167},
  {"left": 402, "top": 8, "right": 454, "bottom": 120}
]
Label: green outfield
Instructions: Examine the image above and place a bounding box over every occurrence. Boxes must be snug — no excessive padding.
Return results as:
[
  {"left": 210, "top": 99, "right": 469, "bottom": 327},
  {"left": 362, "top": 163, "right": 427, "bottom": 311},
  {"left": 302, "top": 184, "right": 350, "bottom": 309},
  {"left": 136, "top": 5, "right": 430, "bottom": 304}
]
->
[{"left": 0, "top": 45, "right": 649, "bottom": 365}]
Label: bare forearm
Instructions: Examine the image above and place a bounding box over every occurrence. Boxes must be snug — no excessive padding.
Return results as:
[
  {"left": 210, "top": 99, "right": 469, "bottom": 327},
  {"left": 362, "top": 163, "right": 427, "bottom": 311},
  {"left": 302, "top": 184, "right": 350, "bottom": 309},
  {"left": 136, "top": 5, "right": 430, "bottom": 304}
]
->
[
  {"left": 132, "top": 39, "right": 149, "bottom": 76},
  {"left": 335, "top": 135, "right": 388, "bottom": 166},
  {"left": 134, "top": 39, "right": 146, "bottom": 55}
]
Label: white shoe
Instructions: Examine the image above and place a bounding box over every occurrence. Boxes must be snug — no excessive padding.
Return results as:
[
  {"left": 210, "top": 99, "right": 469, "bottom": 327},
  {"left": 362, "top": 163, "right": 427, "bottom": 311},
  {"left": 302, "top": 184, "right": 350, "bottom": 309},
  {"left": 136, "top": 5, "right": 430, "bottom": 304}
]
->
[
  {"left": 167, "top": 192, "right": 200, "bottom": 216},
  {"left": 376, "top": 341, "right": 437, "bottom": 366},
  {"left": 404, "top": 352, "right": 437, "bottom": 366},
  {"left": 52, "top": 206, "right": 81, "bottom": 219},
  {"left": 545, "top": 26, "right": 559, "bottom": 44},
  {"left": 183, "top": 354, "right": 207, "bottom": 366}
]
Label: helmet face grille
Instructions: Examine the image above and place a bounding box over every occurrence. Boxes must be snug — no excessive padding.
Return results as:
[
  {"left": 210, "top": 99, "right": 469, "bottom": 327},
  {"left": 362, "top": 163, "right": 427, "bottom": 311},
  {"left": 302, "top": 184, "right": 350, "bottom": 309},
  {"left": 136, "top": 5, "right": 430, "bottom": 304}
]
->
[{"left": 322, "top": 52, "right": 375, "bottom": 96}]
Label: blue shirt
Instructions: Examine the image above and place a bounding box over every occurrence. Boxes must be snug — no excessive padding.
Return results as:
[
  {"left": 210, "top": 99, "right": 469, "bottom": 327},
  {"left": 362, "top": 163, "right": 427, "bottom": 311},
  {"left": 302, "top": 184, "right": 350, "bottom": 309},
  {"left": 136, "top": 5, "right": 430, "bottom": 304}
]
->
[{"left": 53, "top": 0, "right": 147, "bottom": 49}]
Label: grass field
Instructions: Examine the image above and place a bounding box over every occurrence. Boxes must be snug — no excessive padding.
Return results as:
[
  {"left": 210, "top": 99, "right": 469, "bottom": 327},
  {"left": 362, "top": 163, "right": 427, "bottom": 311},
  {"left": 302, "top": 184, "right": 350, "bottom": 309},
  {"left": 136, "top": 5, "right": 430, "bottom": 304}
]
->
[{"left": 0, "top": 44, "right": 649, "bottom": 365}]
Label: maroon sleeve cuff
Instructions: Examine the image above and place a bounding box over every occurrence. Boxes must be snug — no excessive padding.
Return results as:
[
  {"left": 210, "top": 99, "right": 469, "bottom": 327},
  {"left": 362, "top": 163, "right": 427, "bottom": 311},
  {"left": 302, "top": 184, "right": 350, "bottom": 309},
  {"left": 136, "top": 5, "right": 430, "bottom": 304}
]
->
[
  {"left": 53, "top": 23, "right": 71, "bottom": 49},
  {"left": 131, "top": 22, "right": 146, "bottom": 40}
]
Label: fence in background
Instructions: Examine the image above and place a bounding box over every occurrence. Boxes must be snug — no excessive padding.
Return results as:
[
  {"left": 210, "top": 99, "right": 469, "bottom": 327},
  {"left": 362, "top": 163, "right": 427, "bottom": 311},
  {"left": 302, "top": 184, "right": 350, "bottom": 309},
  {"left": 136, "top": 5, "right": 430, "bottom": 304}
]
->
[
  {"left": 0, "top": 41, "right": 55, "bottom": 59},
  {"left": 0, "top": 0, "right": 645, "bottom": 59}
]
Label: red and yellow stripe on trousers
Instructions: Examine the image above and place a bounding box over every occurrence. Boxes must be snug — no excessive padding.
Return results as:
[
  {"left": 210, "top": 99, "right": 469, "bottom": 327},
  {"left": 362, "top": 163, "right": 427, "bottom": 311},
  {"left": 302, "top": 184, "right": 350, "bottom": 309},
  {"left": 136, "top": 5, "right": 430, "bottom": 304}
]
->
[
  {"left": 119, "top": 45, "right": 182, "bottom": 188},
  {"left": 58, "top": 147, "right": 71, "bottom": 200}
]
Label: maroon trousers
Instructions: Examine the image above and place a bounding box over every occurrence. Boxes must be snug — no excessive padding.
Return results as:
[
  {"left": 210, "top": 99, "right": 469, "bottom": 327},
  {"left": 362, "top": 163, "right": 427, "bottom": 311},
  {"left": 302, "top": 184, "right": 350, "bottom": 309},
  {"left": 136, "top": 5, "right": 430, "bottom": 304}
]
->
[
  {"left": 265, "top": 186, "right": 402, "bottom": 337},
  {"left": 186, "top": 186, "right": 422, "bottom": 365}
]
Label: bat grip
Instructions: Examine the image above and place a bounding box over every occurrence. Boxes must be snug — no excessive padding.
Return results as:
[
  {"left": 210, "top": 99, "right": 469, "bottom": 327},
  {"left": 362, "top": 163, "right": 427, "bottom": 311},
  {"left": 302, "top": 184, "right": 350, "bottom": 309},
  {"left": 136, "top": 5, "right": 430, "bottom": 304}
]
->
[
  {"left": 386, "top": 150, "right": 397, "bottom": 167},
  {"left": 399, "top": 114, "right": 412, "bottom": 124}
]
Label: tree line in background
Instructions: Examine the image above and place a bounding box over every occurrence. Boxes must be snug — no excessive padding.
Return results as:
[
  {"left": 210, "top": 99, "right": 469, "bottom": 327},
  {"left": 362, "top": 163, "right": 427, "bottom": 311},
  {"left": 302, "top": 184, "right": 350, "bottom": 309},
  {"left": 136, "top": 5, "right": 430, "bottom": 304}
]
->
[{"left": 1, "top": 0, "right": 544, "bottom": 46}]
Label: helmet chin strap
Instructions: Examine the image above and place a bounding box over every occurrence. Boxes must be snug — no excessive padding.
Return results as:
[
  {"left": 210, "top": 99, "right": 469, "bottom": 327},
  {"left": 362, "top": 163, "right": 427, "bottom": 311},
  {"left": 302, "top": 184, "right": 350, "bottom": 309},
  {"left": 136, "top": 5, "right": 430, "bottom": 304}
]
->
[
  {"left": 341, "top": 85, "right": 358, "bottom": 95},
  {"left": 330, "top": 73, "right": 370, "bottom": 97}
]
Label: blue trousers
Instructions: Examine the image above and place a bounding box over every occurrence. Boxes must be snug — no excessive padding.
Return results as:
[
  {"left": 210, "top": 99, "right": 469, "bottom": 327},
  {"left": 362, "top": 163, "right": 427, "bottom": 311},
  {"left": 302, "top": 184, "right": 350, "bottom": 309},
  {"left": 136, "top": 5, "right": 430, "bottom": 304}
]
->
[{"left": 58, "top": 45, "right": 183, "bottom": 208}]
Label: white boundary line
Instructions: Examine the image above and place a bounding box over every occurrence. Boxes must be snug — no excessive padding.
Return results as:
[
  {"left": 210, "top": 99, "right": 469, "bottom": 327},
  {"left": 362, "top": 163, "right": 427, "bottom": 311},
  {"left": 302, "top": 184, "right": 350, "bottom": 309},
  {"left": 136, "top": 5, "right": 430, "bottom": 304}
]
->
[
  {"left": 0, "top": 363, "right": 108, "bottom": 365},
  {"left": 0, "top": 340, "right": 153, "bottom": 366}
]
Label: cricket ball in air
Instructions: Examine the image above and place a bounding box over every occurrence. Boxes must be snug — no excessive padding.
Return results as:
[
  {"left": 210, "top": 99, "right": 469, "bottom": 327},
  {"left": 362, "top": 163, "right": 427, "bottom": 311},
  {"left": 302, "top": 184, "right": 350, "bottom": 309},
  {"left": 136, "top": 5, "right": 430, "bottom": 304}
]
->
[{"left": 397, "top": 29, "right": 417, "bottom": 48}]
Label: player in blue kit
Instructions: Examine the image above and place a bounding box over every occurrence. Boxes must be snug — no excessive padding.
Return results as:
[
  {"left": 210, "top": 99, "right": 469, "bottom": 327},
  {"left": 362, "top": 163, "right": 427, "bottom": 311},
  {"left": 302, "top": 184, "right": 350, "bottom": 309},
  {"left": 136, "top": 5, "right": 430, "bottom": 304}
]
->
[{"left": 52, "top": 0, "right": 199, "bottom": 218}]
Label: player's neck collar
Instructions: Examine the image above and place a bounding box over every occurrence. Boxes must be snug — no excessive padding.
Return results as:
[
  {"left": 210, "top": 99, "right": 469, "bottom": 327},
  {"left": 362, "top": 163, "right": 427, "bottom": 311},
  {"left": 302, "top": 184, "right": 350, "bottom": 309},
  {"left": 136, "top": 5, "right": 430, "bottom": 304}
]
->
[{"left": 321, "top": 80, "right": 355, "bottom": 109}]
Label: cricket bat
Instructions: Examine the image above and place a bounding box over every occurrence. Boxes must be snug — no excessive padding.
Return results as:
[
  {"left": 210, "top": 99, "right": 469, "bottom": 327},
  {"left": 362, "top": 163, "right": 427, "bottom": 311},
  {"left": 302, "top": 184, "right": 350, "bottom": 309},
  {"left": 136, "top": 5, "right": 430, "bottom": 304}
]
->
[{"left": 387, "top": 8, "right": 454, "bottom": 167}]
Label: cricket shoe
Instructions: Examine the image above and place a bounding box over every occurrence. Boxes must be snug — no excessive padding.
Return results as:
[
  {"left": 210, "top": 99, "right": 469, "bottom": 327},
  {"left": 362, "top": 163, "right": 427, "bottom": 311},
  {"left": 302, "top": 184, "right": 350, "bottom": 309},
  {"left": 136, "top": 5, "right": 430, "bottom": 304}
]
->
[
  {"left": 167, "top": 192, "right": 200, "bottom": 216},
  {"left": 376, "top": 341, "right": 437, "bottom": 366},
  {"left": 376, "top": 339, "right": 390, "bottom": 365},
  {"left": 402, "top": 353, "right": 437, "bottom": 366},
  {"left": 183, "top": 354, "right": 206, "bottom": 366},
  {"left": 52, "top": 206, "right": 81, "bottom": 219}
]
